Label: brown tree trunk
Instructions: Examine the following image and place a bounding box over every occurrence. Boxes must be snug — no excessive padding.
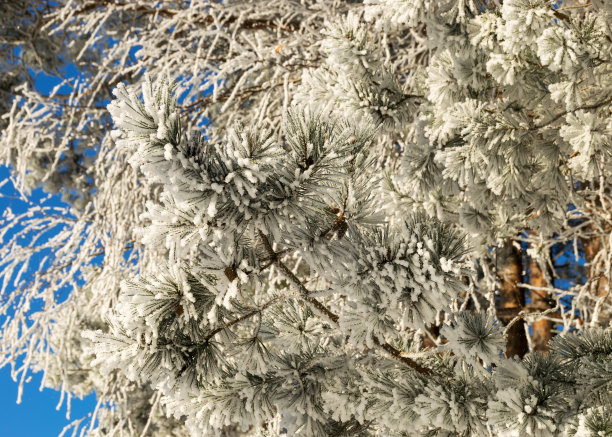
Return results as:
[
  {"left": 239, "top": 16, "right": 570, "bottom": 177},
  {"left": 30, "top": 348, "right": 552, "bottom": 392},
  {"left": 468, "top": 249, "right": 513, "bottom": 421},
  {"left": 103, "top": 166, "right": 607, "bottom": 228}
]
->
[
  {"left": 582, "top": 231, "right": 610, "bottom": 298},
  {"left": 497, "top": 241, "right": 528, "bottom": 359},
  {"left": 576, "top": 179, "right": 612, "bottom": 325},
  {"left": 582, "top": 223, "right": 611, "bottom": 325},
  {"left": 528, "top": 249, "right": 553, "bottom": 353}
]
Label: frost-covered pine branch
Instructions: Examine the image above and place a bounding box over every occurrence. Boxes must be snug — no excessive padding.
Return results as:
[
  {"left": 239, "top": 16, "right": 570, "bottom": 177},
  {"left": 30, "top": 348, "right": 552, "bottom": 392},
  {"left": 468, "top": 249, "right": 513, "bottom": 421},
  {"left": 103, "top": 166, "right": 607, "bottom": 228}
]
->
[
  {"left": 82, "top": 76, "right": 612, "bottom": 436},
  {"left": 1, "top": 1, "right": 611, "bottom": 436}
]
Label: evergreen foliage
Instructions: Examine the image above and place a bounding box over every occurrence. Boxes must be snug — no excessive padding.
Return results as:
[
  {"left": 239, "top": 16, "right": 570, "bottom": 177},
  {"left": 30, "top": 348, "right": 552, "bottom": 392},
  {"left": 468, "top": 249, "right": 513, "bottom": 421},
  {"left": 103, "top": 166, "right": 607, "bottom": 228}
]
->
[{"left": 0, "top": 1, "right": 611, "bottom": 436}]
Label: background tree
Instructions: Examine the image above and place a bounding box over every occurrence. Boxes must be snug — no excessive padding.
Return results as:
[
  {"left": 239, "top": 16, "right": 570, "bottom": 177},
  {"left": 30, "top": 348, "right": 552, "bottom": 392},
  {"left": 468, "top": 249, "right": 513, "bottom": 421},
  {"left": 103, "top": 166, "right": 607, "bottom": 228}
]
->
[{"left": 361, "top": 0, "right": 612, "bottom": 354}]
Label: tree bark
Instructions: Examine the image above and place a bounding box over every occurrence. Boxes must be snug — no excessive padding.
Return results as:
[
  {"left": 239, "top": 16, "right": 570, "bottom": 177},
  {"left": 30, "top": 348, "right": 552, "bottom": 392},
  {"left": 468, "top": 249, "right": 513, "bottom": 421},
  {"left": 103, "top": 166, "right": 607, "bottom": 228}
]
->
[
  {"left": 528, "top": 247, "right": 553, "bottom": 353},
  {"left": 581, "top": 223, "right": 611, "bottom": 325},
  {"left": 582, "top": 231, "right": 609, "bottom": 297},
  {"left": 497, "top": 241, "right": 528, "bottom": 359},
  {"left": 577, "top": 180, "right": 612, "bottom": 325}
]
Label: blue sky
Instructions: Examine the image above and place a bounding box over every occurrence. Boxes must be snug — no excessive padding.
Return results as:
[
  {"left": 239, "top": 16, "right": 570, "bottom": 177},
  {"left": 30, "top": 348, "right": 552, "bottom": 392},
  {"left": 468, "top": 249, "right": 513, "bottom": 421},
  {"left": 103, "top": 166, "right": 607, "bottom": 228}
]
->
[
  {"left": 0, "top": 365, "right": 96, "bottom": 436},
  {"left": 0, "top": 64, "right": 99, "bottom": 435},
  {"left": 0, "top": 164, "right": 98, "bottom": 436}
]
